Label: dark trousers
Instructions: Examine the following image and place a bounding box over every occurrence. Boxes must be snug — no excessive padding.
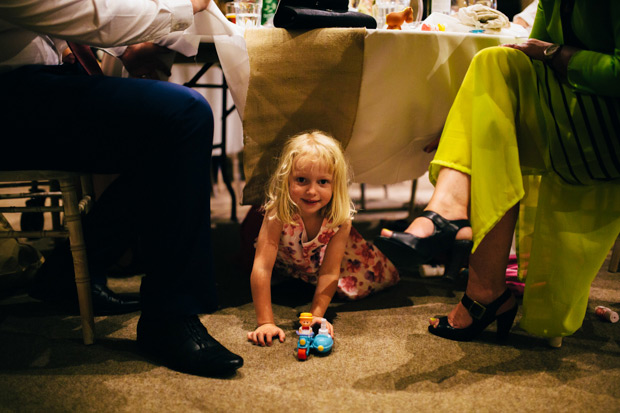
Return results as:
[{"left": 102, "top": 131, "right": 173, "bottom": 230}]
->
[{"left": 0, "top": 64, "right": 218, "bottom": 316}]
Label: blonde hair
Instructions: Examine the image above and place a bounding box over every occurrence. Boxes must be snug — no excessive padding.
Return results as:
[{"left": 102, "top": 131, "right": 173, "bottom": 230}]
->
[{"left": 264, "top": 130, "right": 355, "bottom": 228}]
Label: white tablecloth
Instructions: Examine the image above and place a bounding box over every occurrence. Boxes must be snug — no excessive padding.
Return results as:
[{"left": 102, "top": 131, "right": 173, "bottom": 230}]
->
[
  {"left": 175, "top": 6, "right": 522, "bottom": 184},
  {"left": 346, "top": 29, "right": 519, "bottom": 184}
]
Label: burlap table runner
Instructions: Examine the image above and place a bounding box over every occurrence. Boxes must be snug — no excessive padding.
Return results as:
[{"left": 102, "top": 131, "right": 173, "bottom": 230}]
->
[{"left": 242, "top": 27, "right": 365, "bottom": 205}]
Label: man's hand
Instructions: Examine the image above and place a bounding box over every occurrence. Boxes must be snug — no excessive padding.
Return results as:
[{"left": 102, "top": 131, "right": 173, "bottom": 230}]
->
[
  {"left": 190, "top": 0, "right": 211, "bottom": 14},
  {"left": 247, "top": 323, "right": 286, "bottom": 346},
  {"left": 62, "top": 47, "right": 76, "bottom": 64},
  {"left": 119, "top": 42, "right": 173, "bottom": 80}
]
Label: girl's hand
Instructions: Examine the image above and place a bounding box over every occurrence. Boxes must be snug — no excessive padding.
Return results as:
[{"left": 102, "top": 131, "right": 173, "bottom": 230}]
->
[
  {"left": 247, "top": 323, "right": 285, "bottom": 346},
  {"left": 502, "top": 38, "right": 551, "bottom": 61},
  {"left": 313, "top": 316, "right": 334, "bottom": 337}
]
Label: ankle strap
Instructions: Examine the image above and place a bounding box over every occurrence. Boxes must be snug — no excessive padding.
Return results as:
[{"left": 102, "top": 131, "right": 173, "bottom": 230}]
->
[
  {"left": 461, "top": 289, "right": 512, "bottom": 320},
  {"left": 450, "top": 219, "right": 471, "bottom": 230},
  {"left": 421, "top": 210, "right": 471, "bottom": 231}
]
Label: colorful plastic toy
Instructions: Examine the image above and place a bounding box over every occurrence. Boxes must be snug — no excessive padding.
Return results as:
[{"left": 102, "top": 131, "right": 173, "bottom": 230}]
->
[
  {"left": 386, "top": 7, "right": 413, "bottom": 30},
  {"left": 298, "top": 312, "right": 313, "bottom": 335},
  {"left": 296, "top": 314, "right": 333, "bottom": 361},
  {"left": 420, "top": 22, "right": 446, "bottom": 31}
]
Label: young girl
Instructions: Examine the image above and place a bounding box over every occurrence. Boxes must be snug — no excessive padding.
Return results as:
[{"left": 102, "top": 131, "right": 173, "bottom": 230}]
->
[{"left": 247, "top": 131, "right": 399, "bottom": 346}]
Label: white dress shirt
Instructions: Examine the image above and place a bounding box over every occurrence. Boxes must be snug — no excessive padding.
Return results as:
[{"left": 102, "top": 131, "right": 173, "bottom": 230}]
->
[
  {"left": 513, "top": 0, "right": 538, "bottom": 30},
  {"left": 0, "top": 0, "right": 194, "bottom": 73}
]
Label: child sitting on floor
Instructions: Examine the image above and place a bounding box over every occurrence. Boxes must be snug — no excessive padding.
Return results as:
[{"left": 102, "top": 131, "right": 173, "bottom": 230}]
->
[{"left": 247, "top": 130, "right": 399, "bottom": 346}]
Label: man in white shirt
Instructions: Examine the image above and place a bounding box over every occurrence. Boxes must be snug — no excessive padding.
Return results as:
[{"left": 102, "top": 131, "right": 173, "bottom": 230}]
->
[
  {"left": 0, "top": 0, "right": 243, "bottom": 377},
  {"left": 512, "top": 0, "right": 538, "bottom": 34}
]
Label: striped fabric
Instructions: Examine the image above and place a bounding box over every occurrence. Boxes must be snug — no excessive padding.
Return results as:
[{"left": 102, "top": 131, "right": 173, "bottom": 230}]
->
[{"left": 540, "top": 63, "right": 620, "bottom": 185}]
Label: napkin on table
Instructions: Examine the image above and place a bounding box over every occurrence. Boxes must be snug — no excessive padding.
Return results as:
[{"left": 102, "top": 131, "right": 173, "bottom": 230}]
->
[{"left": 456, "top": 4, "right": 510, "bottom": 30}]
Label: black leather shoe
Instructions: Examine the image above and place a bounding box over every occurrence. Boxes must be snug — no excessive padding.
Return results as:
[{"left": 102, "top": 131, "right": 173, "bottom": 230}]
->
[
  {"left": 428, "top": 289, "right": 518, "bottom": 342},
  {"left": 29, "top": 280, "right": 141, "bottom": 316},
  {"left": 90, "top": 283, "right": 141, "bottom": 316},
  {"left": 137, "top": 314, "right": 243, "bottom": 377},
  {"left": 374, "top": 210, "right": 473, "bottom": 280}
]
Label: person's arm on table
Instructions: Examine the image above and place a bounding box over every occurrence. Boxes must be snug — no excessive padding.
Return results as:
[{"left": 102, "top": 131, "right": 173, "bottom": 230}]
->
[{"left": 0, "top": 0, "right": 209, "bottom": 47}]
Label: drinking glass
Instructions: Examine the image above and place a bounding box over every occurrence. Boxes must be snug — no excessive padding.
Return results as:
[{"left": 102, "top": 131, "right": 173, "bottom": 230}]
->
[
  {"left": 373, "top": 0, "right": 410, "bottom": 29},
  {"left": 410, "top": 0, "right": 423, "bottom": 26},
  {"left": 234, "top": 0, "right": 263, "bottom": 28},
  {"left": 225, "top": 2, "right": 236, "bottom": 24},
  {"left": 373, "top": 0, "right": 423, "bottom": 28},
  {"left": 466, "top": 0, "right": 497, "bottom": 8}
]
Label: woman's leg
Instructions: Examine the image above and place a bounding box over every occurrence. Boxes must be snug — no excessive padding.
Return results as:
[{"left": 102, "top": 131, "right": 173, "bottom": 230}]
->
[
  {"left": 438, "top": 204, "right": 518, "bottom": 328},
  {"left": 381, "top": 164, "right": 517, "bottom": 326},
  {"left": 381, "top": 167, "right": 471, "bottom": 240},
  {"left": 381, "top": 47, "right": 541, "bottom": 328}
]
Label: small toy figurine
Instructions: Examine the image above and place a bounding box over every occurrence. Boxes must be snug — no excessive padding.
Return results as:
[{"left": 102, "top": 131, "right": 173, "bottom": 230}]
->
[
  {"left": 298, "top": 312, "right": 313, "bottom": 335},
  {"left": 296, "top": 314, "right": 334, "bottom": 361},
  {"left": 421, "top": 22, "right": 446, "bottom": 31},
  {"left": 386, "top": 7, "right": 413, "bottom": 30}
]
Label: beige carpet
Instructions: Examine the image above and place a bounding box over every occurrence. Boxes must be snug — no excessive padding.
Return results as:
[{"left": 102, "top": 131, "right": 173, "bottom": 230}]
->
[{"left": 1, "top": 217, "right": 620, "bottom": 412}]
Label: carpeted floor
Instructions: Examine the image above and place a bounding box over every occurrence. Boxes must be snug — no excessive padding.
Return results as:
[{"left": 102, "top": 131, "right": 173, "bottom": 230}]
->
[{"left": 1, "top": 184, "right": 619, "bottom": 412}]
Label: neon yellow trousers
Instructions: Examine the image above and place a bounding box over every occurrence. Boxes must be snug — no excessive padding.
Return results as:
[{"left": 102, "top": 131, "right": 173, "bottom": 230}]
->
[{"left": 430, "top": 46, "right": 620, "bottom": 338}]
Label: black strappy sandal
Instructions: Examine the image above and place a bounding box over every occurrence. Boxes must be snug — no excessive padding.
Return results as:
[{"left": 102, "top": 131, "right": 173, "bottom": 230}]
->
[
  {"left": 428, "top": 289, "right": 518, "bottom": 342},
  {"left": 374, "top": 210, "right": 472, "bottom": 280}
]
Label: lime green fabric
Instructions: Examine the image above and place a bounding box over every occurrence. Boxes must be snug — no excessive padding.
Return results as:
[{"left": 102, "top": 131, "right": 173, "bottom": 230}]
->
[
  {"left": 519, "top": 174, "right": 620, "bottom": 337},
  {"left": 427, "top": 0, "right": 620, "bottom": 337},
  {"left": 532, "top": 0, "right": 620, "bottom": 97},
  {"left": 430, "top": 47, "right": 550, "bottom": 252}
]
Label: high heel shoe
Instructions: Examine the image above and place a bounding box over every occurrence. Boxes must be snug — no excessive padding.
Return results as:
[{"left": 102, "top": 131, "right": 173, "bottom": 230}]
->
[
  {"left": 428, "top": 289, "right": 518, "bottom": 342},
  {"left": 374, "top": 210, "right": 472, "bottom": 279}
]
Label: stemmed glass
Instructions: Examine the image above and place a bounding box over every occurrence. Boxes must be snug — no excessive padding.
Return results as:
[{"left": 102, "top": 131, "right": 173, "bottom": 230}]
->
[{"left": 373, "top": 0, "right": 423, "bottom": 29}]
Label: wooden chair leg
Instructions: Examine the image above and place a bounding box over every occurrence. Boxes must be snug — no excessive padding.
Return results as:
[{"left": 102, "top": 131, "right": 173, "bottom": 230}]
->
[
  {"left": 610, "top": 236, "right": 620, "bottom": 273},
  {"left": 80, "top": 175, "right": 95, "bottom": 200},
  {"left": 407, "top": 179, "right": 418, "bottom": 220},
  {"left": 59, "top": 178, "right": 95, "bottom": 345}
]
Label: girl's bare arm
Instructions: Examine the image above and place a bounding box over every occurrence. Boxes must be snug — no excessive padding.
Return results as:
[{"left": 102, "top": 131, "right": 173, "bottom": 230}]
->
[
  {"left": 248, "top": 215, "right": 284, "bottom": 346},
  {"left": 310, "top": 221, "right": 351, "bottom": 336}
]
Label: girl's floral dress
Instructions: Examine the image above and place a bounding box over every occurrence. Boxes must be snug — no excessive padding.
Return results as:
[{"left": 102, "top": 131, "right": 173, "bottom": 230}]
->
[{"left": 274, "top": 216, "right": 399, "bottom": 299}]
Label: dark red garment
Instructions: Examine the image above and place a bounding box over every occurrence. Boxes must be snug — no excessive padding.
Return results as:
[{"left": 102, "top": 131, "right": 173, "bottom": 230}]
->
[{"left": 67, "top": 42, "right": 103, "bottom": 75}]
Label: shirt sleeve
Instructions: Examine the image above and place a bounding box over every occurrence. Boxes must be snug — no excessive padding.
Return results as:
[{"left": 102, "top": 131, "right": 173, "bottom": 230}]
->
[
  {"left": 529, "top": 1, "right": 550, "bottom": 42},
  {"left": 513, "top": 0, "right": 538, "bottom": 28},
  {"left": 530, "top": 0, "right": 620, "bottom": 98},
  {"left": 0, "top": 0, "right": 194, "bottom": 47}
]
